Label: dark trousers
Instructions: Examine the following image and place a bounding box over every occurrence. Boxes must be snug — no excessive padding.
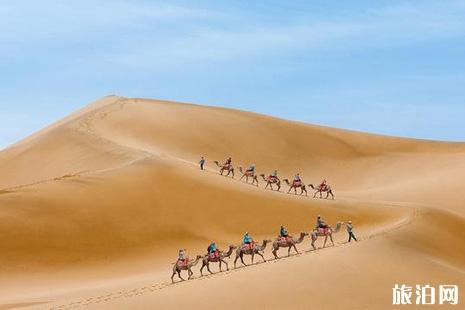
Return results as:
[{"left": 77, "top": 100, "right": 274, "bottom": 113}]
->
[
  {"left": 200, "top": 163, "right": 204, "bottom": 170},
  {"left": 348, "top": 232, "right": 357, "bottom": 242}
]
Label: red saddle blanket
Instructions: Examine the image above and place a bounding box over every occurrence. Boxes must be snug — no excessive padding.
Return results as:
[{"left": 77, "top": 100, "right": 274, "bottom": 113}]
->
[
  {"left": 317, "top": 227, "right": 329, "bottom": 234},
  {"left": 293, "top": 181, "right": 302, "bottom": 186},
  {"left": 241, "top": 243, "right": 255, "bottom": 251},
  {"left": 176, "top": 258, "right": 189, "bottom": 267},
  {"left": 278, "top": 236, "right": 292, "bottom": 243},
  {"left": 209, "top": 251, "right": 220, "bottom": 259}
]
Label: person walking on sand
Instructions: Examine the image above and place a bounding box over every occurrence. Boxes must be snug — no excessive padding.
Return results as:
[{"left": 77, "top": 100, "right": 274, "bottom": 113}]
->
[
  {"left": 199, "top": 156, "right": 206, "bottom": 170},
  {"left": 347, "top": 221, "right": 357, "bottom": 242}
]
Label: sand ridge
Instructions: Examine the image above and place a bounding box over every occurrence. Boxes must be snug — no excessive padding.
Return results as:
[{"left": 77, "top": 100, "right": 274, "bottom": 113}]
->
[{"left": 0, "top": 96, "right": 464, "bottom": 309}]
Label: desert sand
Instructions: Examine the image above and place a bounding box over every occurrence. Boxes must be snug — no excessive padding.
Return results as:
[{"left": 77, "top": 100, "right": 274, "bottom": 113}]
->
[{"left": 0, "top": 96, "right": 464, "bottom": 309}]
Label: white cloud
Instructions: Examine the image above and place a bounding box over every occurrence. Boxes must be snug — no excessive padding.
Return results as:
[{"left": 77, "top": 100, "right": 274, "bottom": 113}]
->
[
  {"left": 0, "top": 0, "right": 218, "bottom": 43},
  {"left": 103, "top": 0, "right": 465, "bottom": 70}
]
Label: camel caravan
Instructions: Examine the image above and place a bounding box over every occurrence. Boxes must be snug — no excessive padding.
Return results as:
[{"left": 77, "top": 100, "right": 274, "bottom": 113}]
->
[
  {"left": 171, "top": 217, "right": 348, "bottom": 283},
  {"left": 210, "top": 157, "right": 335, "bottom": 200},
  {"left": 170, "top": 157, "right": 343, "bottom": 283}
]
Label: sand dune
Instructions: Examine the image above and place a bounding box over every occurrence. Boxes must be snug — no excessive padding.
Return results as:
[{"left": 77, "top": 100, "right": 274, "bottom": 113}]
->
[{"left": 0, "top": 96, "right": 464, "bottom": 309}]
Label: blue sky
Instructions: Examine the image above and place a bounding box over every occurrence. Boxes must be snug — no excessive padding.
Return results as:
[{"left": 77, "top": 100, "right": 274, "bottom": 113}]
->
[{"left": 1, "top": 0, "right": 465, "bottom": 148}]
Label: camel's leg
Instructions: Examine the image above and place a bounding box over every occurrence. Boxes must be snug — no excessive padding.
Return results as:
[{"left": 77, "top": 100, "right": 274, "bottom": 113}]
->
[
  {"left": 240, "top": 253, "right": 247, "bottom": 266},
  {"left": 272, "top": 246, "right": 279, "bottom": 259},
  {"left": 234, "top": 254, "right": 239, "bottom": 268},
  {"left": 293, "top": 244, "right": 299, "bottom": 254},
  {"left": 256, "top": 251, "right": 266, "bottom": 262},
  {"left": 251, "top": 253, "right": 255, "bottom": 264},
  {"left": 178, "top": 270, "right": 185, "bottom": 281},
  {"left": 240, "top": 174, "right": 245, "bottom": 181},
  {"left": 311, "top": 235, "right": 317, "bottom": 250},
  {"left": 200, "top": 262, "right": 205, "bottom": 276},
  {"left": 287, "top": 246, "right": 292, "bottom": 256},
  {"left": 206, "top": 262, "right": 214, "bottom": 274},
  {"left": 171, "top": 270, "right": 176, "bottom": 283},
  {"left": 320, "top": 191, "right": 323, "bottom": 199},
  {"left": 330, "top": 191, "right": 335, "bottom": 200},
  {"left": 323, "top": 235, "right": 328, "bottom": 248},
  {"left": 330, "top": 234, "right": 334, "bottom": 246},
  {"left": 313, "top": 191, "right": 317, "bottom": 198},
  {"left": 220, "top": 259, "right": 229, "bottom": 271},
  {"left": 187, "top": 267, "right": 193, "bottom": 279}
]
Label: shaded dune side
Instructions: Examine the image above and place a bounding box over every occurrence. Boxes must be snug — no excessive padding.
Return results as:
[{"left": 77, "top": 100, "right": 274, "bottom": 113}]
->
[
  {"left": 0, "top": 156, "right": 401, "bottom": 274},
  {"left": 0, "top": 96, "right": 142, "bottom": 190}
]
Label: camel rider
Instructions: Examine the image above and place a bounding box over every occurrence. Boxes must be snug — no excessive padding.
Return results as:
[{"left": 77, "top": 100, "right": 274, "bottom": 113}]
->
[
  {"left": 294, "top": 173, "right": 302, "bottom": 183},
  {"left": 316, "top": 215, "right": 328, "bottom": 229},
  {"left": 320, "top": 179, "right": 327, "bottom": 190},
  {"left": 279, "top": 225, "right": 290, "bottom": 240},
  {"left": 178, "top": 249, "right": 188, "bottom": 265},
  {"left": 271, "top": 170, "right": 279, "bottom": 180},
  {"left": 247, "top": 164, "right": 256, "bottom": 173},
  {"left": 207, "top": 241, "right": 219, "bottom": 258},
  {"left": 224, "top": 157, "right": 232, "bottom": 166},
  {"left": 243, "top": 232, "right": 254, "bottom": 249}
]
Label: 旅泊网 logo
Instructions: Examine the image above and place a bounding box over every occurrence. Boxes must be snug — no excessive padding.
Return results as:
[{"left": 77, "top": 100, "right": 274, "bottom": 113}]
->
[{"left": 392, "top": 284, "right": 459, "bottom": 305}]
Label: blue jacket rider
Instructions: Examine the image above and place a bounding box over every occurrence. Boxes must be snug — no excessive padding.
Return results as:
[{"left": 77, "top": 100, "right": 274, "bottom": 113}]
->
[
  {"left": 207, "top": 241, "right": 217, "bottom": 254},
  {"left": 243, "top": 232, "right": 252, "bottom": 244}
]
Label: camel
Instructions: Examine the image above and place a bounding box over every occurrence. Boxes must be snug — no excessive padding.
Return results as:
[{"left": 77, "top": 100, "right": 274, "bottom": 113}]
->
[
  {"left": 271, "top": 232, "right": 308, "bottom": 259},
  {"left": 283, "top": 179, "right": 307, "bottom": 196},
  {"left": 234, "top": 239, "right": 271, "bottom": 267},
  {"left": 171, "top": 255, "right": 203, "bottom": 283},
  {"left": 238, "top": 167, "right": 259, "bottom": 186},
  {"left": 200, "top": 245, "right": 236, "bottom": 276},
  {"left": 213, "top": 161, "right": 234, "bottom": 177},
  {"left": 259, "top": 174, "right": 281, "bottom": 191},
  {"left": 309, "top": 183, "right": 335, "bottom": 199},
  {"left": 310, "top": 222, "right": 344, "bottom": 250}
]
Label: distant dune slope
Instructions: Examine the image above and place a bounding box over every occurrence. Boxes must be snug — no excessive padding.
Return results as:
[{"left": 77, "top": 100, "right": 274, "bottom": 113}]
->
[{"left": 0, "top": 96, "right": 464, "bottom": 309}]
